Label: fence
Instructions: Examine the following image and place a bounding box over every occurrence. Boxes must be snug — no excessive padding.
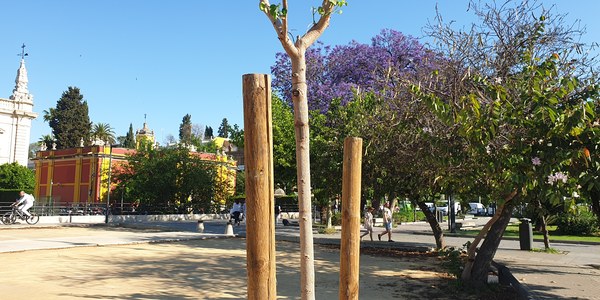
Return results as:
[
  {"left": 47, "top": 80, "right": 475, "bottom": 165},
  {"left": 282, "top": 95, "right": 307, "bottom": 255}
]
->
[{"left": 0, "top": 200, "right": 139, "bottom": 217}]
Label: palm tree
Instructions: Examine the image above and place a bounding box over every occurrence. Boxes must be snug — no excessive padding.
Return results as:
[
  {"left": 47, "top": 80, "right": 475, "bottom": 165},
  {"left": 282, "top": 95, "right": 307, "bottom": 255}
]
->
[
  {"left": 92, "top": 123, "right": 116, "bottom": 145},
  {"left": 38, "top": 134, "right": 54, "bottom": 150},
  {"left": 42, "top": 108, "right": 55, "bottom": 123}
]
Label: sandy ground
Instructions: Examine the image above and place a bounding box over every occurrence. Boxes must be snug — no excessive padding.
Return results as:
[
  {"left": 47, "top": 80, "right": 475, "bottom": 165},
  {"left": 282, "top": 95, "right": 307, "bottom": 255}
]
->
[{"left": 0, "top": 236, "right": 461, "bottom": 299}]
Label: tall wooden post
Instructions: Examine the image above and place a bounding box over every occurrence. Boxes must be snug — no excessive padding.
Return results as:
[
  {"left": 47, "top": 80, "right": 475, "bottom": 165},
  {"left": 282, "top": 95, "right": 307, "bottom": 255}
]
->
[
  {"left": 243, "top": 74, "right": 276, "bottom": 299},
  {"left": 339, "top": 137, "right": 363, "bottom": 300}
]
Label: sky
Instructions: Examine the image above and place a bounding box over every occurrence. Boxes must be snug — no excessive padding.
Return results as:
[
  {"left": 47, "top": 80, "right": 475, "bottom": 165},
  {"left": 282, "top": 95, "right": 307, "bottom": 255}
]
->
[{"left": 1, "top": 1, "right": 598, "bottom": 145}]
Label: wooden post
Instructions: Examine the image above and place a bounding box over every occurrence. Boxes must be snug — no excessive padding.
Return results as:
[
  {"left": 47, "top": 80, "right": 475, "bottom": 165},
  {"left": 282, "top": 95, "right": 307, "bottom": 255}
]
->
[
  {"left": 243, "top": 73, "right": 276, "bottom": 300},
  {"left": 339, "top": 137, "right": 363, "bottom": 300}
]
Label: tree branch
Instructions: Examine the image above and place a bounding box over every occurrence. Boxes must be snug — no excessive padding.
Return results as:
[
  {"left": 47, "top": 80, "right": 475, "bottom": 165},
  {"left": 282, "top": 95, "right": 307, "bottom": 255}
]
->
[
  {"left": 260, "top": 0, "right": 298, "bottom": 58},
  {"left": 297, "top": 0, "right": 334, "bottom": 51}
]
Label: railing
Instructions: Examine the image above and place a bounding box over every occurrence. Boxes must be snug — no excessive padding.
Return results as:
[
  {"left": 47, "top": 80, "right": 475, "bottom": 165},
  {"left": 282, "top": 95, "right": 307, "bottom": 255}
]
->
[{"left": 0, "top": 201, "right": 138, "bottom": 217}]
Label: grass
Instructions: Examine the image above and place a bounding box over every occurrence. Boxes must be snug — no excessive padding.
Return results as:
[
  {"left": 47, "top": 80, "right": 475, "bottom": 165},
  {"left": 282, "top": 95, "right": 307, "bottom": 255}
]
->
[{"left": 450, "top": 224, "right": 600, "bottom": 244}]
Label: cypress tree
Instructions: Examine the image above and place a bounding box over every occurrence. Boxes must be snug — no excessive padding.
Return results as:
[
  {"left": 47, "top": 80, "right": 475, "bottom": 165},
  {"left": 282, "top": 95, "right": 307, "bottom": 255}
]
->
[
  {"left": 123, "top": 123, "right": 136, "bottom": 148},
  {"left": 48, "top": 87, "right": 91, "bottom": 149}
]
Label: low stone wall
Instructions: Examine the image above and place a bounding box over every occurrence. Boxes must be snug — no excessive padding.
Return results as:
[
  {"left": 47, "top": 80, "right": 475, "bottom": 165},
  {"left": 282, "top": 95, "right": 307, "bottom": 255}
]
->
[
  {"left": 38, "top": 215, "right": 105, "bottom": 224},
  {"left": 109, "top": 214, "right": 228, "bottom": 223},
  {"left": 34, "top": 212, "right": 301, "bottom": 225}
]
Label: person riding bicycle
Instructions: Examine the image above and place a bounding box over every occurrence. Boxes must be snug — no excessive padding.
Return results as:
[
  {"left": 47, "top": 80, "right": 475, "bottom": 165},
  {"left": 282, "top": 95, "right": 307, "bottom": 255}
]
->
[{"left": 12, "top": 191, "right": 35, "bottom": 219}]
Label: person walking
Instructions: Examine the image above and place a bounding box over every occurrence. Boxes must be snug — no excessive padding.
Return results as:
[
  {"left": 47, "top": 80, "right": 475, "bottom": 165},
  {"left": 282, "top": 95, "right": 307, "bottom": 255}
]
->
[
  {"left": 378, "top": 202, "right": 394, "bottom": 242},
  {"left": 360, "top": 206, "right": 375, "bottom": 241}
]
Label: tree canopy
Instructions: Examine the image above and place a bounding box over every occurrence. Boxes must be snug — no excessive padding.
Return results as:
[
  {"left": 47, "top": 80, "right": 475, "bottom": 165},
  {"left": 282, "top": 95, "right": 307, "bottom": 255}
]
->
[
  {"left": 46, "top": 87, "right": 92, "bottom": 149},
  {"left": 0, "top": 162, "right": 35, "bottom": 192},
  {"left": 217, "top": 118, "right": 230, "bottom": 138},
  {"left": 179, "top": 114, "right": 193, "bottom": 144}
]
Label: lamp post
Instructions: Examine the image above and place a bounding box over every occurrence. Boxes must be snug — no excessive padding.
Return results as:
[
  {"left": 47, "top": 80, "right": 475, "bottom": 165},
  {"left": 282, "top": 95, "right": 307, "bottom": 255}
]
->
[{"left": 105, "top": 144, "right": 119, "bottom": 224}]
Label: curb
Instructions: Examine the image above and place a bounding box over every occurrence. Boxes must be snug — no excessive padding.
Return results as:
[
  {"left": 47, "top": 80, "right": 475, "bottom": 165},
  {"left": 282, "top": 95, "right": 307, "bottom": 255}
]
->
[{"left": 408, "top": 230, "right": 600, "bottom": 246}]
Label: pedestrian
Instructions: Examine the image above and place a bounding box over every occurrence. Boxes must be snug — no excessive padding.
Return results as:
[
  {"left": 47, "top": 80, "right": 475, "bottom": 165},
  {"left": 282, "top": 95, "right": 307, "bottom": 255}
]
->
[
  {"left": 13, "top": 191, "right": 35, "bottom": 219},
  {"left": 378, "top": 202, "right": 394, "bottom": 242},
  {"left": 230, "top": 199, "right": 243, "bottom": 226},
  {"left": 360, "top": 206, "right": 375, "bottom": 241},
  {"left": 275, "top": 204, "right": 281, "bottom": 224}
]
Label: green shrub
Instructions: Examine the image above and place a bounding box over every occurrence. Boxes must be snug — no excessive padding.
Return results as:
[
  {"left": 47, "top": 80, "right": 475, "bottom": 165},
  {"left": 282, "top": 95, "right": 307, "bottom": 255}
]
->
[
  {"left": 556, "top": 211, "right": 599, "bottom": 236},
  {"left": 318, "top": 227, "right": 338, "bottom": 234},
  {"left": 331, "top": 211, "right": 342, "bottom": 226},
  {"left": 393, "top": 210, "right": 426, "bottom": 223}
]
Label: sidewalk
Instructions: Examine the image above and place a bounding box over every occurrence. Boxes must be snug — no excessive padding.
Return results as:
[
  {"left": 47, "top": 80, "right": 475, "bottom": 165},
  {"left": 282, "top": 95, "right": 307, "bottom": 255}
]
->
[{"left": 1, "top": 220, "right": 599, "bottom": 299}]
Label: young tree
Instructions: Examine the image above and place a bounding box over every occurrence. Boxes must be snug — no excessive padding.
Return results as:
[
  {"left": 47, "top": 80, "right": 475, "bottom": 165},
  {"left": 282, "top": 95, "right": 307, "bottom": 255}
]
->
[
  {"left": 259, "top": 1, "right": 346, "bottom": 298},
  {"left": 46, "top": 87, "right": 92, "bottom": 149},
  {"left": 179, "top": 114, "right": 193, "bottom": 144},
  {"left": 217, "top": 118, "right": 230, "bottom": 138}
]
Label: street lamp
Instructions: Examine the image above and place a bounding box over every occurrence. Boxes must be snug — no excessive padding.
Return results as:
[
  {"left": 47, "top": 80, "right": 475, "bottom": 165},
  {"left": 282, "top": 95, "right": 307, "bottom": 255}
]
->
[{"left": 105, "top": 144, "right": 120, "bottom": 224}]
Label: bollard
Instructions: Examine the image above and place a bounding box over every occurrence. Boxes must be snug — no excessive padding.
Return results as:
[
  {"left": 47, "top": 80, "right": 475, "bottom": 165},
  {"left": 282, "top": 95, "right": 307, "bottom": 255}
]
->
[
  {"left": 519, "top": 218, "right": 533, "bottom": 250},
  {"left": 197, "top": 220, "right": 205, "bottom": 233},
  {"left": 225, "top": 221, "right": 234, "bottom": 236}
]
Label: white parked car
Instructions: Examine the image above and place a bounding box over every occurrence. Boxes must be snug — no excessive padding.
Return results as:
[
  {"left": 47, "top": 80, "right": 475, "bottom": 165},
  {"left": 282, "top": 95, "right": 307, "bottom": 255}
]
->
[
  {"left": 436, "top": 202, "right": 461, "bottom": 216},
  {"left": 467, "top": 203, "right": 486, "bottom": 215}
]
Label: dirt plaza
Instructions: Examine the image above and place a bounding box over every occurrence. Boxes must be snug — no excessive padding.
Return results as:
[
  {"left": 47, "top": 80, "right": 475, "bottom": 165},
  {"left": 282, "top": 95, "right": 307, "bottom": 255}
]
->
[{"left": 0, "top": 226, "right": 472, "bottom": 300}]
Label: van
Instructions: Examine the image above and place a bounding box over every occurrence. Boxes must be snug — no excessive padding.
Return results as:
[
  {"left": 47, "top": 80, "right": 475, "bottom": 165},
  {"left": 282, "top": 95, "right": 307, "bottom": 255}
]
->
[{"left": 468, "top": 203, "right": 486, "bottom": 215}]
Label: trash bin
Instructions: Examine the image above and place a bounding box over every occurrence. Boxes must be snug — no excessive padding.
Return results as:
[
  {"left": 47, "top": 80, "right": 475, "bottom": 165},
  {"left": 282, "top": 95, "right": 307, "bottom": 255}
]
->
[{"left": 519, "top": 218, "right": 533, "bottom": 250}]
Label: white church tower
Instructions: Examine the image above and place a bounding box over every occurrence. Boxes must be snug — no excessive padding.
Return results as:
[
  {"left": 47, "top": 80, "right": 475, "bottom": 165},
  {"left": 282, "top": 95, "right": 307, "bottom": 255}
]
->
[{"left": 0, "top": 44, "right": 38, "bottom": 166}]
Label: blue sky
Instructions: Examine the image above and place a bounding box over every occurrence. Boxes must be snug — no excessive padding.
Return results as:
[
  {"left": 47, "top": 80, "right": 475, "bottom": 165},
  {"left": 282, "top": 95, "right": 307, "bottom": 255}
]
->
[{"left": 1, "top": 1, "right": 598, "bottom": 145}]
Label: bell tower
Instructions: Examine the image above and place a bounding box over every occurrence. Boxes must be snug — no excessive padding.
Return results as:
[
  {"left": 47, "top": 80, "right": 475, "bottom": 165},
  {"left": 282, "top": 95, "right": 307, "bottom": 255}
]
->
[{"left": 0, "top": 44, "right": 38, "bottom": 166}]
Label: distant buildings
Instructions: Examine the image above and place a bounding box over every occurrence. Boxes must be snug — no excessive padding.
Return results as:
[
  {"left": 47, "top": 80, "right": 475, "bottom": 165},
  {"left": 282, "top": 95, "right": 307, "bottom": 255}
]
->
[
  {"left": 32, "top": 121, "right": 237, "bottom": 207},
  {"left": 0, "top": 54, "right": 38, "bottom": 166}
]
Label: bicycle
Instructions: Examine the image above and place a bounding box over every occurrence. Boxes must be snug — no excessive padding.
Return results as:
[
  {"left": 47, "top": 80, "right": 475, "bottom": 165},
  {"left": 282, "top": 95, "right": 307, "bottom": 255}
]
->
[{"left": 2, "top": 204, "right": 39, "bottom": 225}]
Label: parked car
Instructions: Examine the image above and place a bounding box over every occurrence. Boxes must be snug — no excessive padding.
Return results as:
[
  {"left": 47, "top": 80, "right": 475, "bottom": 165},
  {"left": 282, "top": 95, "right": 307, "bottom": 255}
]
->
[
  {"left": 436, "top": 201, "right": 461, "bottom": 216},
  {"left": 467, "top": 202, "right": 487, "bottom": 215}
]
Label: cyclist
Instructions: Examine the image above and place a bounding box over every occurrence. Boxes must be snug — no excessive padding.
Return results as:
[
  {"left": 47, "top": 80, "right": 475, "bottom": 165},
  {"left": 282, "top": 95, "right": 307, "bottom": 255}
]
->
[{"left": 13, "top": 191, "right": 35, "bottom": 219}]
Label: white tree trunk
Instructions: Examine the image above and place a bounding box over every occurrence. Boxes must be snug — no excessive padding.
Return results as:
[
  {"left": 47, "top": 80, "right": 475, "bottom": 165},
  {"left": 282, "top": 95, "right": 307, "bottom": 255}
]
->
[
  {"left": 290, "top": 54, "right": 316, "bottom": 300},
  {"left": 259, "top": 2, "right": 336, "bottom": 298}
]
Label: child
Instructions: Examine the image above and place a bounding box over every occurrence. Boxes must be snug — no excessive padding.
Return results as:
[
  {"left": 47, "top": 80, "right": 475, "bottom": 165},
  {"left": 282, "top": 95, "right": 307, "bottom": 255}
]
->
[{"left": 360, "top": 206, "right": 375, "bottom": 241}]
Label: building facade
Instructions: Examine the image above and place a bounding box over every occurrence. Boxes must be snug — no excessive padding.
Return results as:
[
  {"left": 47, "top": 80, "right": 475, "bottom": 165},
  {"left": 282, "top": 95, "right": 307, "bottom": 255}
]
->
[
  {"left": 33, "top": 145, "right": 131, "bottom": 206},
  {"left": 0, "top": 57, "right": 38, "bottom": 166},
  {"left": 33, "top": 145, "right": 236, "bottom": 207}
]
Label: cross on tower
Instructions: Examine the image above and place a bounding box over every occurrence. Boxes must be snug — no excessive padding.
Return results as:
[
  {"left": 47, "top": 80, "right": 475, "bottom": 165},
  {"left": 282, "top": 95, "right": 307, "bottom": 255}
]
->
[{"left": 18, "top": 43, "right": 29, "bottom": 59}]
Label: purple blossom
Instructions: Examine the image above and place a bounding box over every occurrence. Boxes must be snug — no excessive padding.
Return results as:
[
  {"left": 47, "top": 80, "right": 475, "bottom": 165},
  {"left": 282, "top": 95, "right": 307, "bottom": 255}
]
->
[
  {"left": 547, "top": 172, "right": 568, "bottom": 185},
  {"left": 531, "top": 157, "right": 541, "bottom": 166},
  {"left": 271, "top": 29, "right": 433, "bottom": 112}
]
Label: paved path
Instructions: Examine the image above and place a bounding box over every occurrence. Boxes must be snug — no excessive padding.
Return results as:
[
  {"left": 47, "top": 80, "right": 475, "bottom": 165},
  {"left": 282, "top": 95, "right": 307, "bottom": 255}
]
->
[{"left": 1, "top": 219, "right": 599, "bottom": 299}]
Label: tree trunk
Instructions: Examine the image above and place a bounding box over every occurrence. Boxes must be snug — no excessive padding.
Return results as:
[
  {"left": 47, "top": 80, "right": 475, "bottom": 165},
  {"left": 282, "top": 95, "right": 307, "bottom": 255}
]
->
[
  {"left": 326, "top": 205, "right": 333, "bottom": 228},
  {"left": 590, "top": 188, "right": 600, "bottom": 225},
  {"left": 468, "top": 202, "right": 514, "bottom": 286},
  {"left": 417, "top": 201, "right": 445, "bottom": 249},
  {"left": 290, "top": 53, "right": 316, "bottom": 300},
  {"left": 541, "top": 215, "right": 550, "bottom": 249},
  {"left": 461, "top": 189, "right": 518, "bottom": 282},
  {"left": 536, "top": 198, "right": 551, "bottom": 250}
]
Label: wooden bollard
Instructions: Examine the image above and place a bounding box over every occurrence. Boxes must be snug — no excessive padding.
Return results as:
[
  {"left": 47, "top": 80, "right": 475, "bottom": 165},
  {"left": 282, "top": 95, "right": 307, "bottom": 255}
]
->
[
  {"left": 243, "top": 74, "right": 276, "bottom": 300},
  {"left": 339, "top": 137, "right": 363, "bottom": 300}
]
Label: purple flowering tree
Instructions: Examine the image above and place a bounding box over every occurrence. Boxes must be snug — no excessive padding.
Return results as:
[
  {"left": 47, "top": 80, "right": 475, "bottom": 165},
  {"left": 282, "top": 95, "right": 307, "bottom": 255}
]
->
[{"left": 271, "top": 29, "right": 430, "bottom": 113}]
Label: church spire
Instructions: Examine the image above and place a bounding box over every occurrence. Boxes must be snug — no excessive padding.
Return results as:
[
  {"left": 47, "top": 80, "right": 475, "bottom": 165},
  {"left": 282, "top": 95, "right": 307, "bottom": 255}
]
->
[{"left": 10, "top": 43, "right": 33, "bottom": 104}]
